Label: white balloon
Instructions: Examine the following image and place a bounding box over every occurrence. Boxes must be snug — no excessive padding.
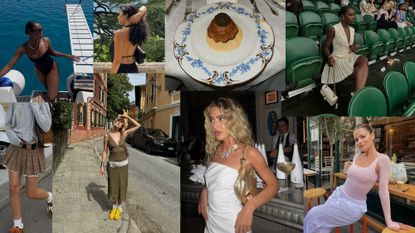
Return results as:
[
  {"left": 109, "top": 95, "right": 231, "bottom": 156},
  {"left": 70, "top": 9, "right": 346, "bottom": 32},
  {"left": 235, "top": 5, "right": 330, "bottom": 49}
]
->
[{"left": 2, "top": 70, "right": 25, "bottom": 96}]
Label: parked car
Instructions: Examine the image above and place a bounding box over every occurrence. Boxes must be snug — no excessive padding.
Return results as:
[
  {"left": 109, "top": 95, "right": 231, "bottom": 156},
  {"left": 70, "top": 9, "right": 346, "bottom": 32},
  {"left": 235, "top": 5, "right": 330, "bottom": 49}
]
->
[{"left": 127, "top": 127, "right": 177, "bottom": 156}]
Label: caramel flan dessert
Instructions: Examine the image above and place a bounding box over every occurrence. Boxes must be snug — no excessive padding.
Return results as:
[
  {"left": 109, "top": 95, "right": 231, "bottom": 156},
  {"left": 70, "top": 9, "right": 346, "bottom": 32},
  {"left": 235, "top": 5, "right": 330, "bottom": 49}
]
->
[{"left": 207, "top": 13, "right": 239, "bottom": 43}]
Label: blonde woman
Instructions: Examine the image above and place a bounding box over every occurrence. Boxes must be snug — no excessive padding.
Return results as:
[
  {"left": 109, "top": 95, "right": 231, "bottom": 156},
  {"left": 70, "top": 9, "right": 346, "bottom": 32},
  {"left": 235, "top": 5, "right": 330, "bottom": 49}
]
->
[
  {"left": 377, "top": 1, "right": 398, "bottom": 29},
  {"left": 99, "top": 114, "right": 140, "bottom": 220},
  {"left": 198, "top": 98, "right": 278, "bottom": 233},
  {"left": 304, "top": 124, "right": 410, "bottom": 233}
]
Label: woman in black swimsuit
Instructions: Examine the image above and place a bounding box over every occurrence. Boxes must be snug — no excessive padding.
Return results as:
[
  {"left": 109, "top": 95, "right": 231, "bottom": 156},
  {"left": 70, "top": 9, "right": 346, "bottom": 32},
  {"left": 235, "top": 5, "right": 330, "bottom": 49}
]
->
[{"left": 0, "top": 21, "right": 79, "bottom": 101}]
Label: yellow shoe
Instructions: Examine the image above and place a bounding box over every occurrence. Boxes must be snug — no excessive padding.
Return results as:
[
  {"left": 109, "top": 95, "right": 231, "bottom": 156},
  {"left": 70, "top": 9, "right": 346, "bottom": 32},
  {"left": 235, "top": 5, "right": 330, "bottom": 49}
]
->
[
  {"left": 109, "top": 208, "right": 117, "bottom": 220},
  {"left": 114, "top": 208, "right": 121, "bottom": 220}
]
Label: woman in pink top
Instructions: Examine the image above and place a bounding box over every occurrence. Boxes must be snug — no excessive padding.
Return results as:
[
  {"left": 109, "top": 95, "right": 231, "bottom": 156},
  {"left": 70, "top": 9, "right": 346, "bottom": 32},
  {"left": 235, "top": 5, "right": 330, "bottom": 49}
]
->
[{"left": 304, "top": 124, "right": 410, "bottom": 233}]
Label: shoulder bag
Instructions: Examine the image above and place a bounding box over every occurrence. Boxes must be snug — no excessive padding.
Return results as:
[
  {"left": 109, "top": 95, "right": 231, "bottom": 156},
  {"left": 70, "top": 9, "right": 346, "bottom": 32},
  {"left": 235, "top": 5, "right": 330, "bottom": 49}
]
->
[
  {"left": 320, "top": 66, "right": 338, "bottom": 108},
  {"left": 234, "top": 146, "right": 258, "bottom": 205}
]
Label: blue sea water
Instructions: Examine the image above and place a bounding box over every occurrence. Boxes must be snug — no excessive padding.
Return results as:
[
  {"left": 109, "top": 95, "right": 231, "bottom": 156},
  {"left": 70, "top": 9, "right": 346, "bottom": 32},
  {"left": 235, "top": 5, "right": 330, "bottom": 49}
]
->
[{"left": 0, "top": 0, "right": 93, "bottom": 96}]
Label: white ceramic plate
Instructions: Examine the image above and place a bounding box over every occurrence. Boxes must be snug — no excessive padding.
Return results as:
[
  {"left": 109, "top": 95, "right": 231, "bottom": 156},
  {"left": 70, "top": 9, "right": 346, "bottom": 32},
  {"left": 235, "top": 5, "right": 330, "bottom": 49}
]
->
[{"left": 173, "top": 2, "right": 274, "bottom": 87}]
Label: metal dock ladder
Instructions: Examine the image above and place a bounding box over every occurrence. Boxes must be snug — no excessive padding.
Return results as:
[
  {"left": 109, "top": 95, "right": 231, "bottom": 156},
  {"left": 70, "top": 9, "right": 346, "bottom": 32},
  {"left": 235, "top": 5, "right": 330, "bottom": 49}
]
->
[{"left": 66, "top": 4, "right": 93, "bottom": 74}]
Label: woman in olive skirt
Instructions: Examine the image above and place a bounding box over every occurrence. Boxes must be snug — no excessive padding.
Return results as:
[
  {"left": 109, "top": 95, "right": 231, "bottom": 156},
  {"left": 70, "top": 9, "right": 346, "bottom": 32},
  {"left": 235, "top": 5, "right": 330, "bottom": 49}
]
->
[
  {"left": 2, "top": 103, "right": 52, "bottom": 233},
  {"left": 99, "top": 114, "right": 140, "bottom": 220}
]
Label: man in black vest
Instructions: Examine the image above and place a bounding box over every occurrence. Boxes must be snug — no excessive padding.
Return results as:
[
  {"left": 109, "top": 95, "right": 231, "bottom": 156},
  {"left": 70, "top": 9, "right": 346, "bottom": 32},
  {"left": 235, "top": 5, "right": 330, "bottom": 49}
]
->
[{"left": 270, "top": 117, "right": 297, "bottom": 171}]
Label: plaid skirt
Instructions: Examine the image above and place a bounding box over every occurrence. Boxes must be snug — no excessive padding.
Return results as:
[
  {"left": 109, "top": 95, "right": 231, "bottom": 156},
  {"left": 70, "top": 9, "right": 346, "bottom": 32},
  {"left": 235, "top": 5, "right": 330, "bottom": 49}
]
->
[{"left": 2, "top": 144, "right": 46, "bottom": 177}]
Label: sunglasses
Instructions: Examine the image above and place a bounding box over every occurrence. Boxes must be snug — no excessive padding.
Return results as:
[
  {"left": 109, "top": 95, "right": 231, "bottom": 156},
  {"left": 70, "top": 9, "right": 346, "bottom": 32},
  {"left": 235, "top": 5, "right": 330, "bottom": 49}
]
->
[{"left": 31, "top": 28, "right": 43, "bottom": 33}]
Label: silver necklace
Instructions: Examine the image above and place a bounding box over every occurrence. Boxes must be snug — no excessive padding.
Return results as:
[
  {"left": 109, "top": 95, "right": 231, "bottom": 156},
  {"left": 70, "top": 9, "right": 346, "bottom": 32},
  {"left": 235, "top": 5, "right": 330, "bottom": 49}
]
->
[
  {"left": 221, "top": 144, "right": 238, "bottom": 159},
  {"left": 27, "top": 39, "right": 39, "bottom": 50}
]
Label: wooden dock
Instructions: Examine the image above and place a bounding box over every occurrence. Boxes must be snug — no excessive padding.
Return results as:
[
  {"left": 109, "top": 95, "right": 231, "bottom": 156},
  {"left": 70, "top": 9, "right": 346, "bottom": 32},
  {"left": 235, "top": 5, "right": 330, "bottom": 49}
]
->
[{"left": 66, "top": 4, "right": 93, "bottom": 74}]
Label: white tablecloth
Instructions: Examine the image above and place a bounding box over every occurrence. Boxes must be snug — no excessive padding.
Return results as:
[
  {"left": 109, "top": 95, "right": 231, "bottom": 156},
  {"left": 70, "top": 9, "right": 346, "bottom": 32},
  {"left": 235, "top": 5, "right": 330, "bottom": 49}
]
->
[{"left": 165, "top": 0, "right": 286, "bottom": 90}]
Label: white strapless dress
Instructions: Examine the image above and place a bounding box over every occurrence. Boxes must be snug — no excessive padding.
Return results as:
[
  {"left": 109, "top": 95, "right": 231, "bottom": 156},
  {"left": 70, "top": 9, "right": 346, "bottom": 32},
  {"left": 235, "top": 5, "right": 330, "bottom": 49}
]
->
[{"left": 204, "top": 162, "right": 252, "bottom": 233}]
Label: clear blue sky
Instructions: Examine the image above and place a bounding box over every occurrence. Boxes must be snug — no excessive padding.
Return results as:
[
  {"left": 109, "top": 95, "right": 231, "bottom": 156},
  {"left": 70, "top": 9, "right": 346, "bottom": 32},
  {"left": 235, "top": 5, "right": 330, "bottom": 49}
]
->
[{"left": 127, "top": 73, "right": 146, "bottom": 103}]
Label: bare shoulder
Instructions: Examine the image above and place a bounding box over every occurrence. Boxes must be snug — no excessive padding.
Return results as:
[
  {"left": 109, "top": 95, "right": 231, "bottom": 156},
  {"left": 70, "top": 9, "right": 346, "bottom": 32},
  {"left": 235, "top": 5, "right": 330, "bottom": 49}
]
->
[
  {"left": 244, "top": 145, "right": 262, "bottom": 161},
  {"left": 42, "top": 37, "right": 51, "bottom": 44},
  {"left": 116, "top": 28, "right": 129, "bottom": 35}
]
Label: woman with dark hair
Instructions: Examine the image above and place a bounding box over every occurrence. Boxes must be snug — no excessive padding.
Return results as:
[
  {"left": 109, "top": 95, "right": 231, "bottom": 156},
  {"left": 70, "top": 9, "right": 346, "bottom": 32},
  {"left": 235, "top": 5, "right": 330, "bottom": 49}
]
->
[
  {"left": 99, "top": 114, "right": 140, "bottom": 220},
  {"left": 304, "top": 124, "right": 410, "bottom": 233},
  {"left": 396, "top": 3, "right": 413, "bottom": 27},
  {"left": 0, "top": 21, "right": 79, "bottom": 101},
  {"left": 321, "top": 6, "right": 369, "bottom": 92},
  {"left": 111, "top": 4, "right": 148, "bottom": 73}
]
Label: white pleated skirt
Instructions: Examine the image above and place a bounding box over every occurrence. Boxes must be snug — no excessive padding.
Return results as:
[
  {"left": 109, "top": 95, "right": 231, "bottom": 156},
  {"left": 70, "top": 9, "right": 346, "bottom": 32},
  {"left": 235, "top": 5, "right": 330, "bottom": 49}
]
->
[{"left": 321, "top": 53, "right": 361, "bottom": 84}]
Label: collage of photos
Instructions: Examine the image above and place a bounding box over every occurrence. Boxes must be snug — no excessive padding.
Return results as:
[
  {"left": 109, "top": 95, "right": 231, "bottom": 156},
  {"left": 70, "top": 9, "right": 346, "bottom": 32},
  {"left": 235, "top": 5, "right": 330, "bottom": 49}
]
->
[{"left": 0, "top": 0, "right": 414, "bottom": 233}]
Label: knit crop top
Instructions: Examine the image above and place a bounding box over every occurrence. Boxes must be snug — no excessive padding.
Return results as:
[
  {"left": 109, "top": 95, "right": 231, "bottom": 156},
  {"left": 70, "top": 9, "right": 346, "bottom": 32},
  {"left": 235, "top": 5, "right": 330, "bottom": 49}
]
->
[{"left": 342, "top": 152, "right": 393, "bottom": 225}]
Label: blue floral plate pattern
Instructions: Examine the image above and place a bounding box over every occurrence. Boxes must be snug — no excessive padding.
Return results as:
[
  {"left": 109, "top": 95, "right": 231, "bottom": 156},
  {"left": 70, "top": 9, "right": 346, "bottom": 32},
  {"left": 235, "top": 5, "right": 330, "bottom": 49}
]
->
[{"left": 173, "top": 2, "right": 274, "bottom": 87}]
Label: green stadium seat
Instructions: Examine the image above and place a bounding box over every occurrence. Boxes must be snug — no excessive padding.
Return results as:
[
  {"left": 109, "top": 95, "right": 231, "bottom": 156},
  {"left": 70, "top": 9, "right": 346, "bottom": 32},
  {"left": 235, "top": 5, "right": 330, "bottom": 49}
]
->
[
  {"left": 329, "top": 3, "right": 341, "bottom": 14},
  {"left": 383, "top": 71, "right": 415, "bottom": 116},
  {"left": 348, "top": 86, "right": 388, "bottom": 116},
  {"left": 287, "top": 11, "right": 299, "bottom": 39},
  {"left": 286, "top": 37, "right": 323, "bottom": 90},
  {"left": 363, "top": 14, "right": 377, "bottom": 31},
  {"left": 363, "top": 30, "right": 384, "bottom": 60},
  {"left": 315, "top": 1, "right": 330, "bottom": 14},
  {"left": 377, "top": 29, "right": 395, "bottom": 56},
  {"left": 299, "top": 11, "right": 324, "bottom": 40},
  {"left": 321, "top": 12, "right": 340, "bottom": 33},
  {"left": 354, "top": 33, "right": 370, "bottom": 56},
  {"left": 403, "top": 61, "right": 415, "bottom": 99},
  {"left": 398, "top": 27, "right": 411, "bottom": 48},
  {"left": 406, "top": 26, "right": 415, "bottom": 45},
  {"left": 387, "top": 28, "right": 404, "bottom": 51},
  {"left": 353, "top": 14, "right": 366, "bottom": 32},
  {"left": 302, "top": 0, "right": 316, "bottom": 11}
]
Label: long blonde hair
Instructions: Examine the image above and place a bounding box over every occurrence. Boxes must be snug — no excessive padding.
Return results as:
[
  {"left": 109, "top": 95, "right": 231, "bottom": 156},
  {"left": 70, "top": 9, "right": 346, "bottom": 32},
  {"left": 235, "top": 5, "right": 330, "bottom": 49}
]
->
[{"left": 203, "top": 98, "right": 254, "bottom": 162}]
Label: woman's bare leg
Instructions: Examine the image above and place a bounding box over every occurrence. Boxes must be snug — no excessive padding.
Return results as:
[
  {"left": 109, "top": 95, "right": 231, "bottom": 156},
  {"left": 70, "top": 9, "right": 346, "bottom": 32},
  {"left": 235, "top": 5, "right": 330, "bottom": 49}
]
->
[
  {"left": 9, "top": 171, "right": 22, "bottom": 220},
  {"left": 25, "top": 176, "right": 48, "bottom": 200},
  {"left": 45, "top": 63, "right": 59, "bottom": 101},
  {"left": 353, "top": 56, "right": 369, "bottom": 90},
  {"left": 35, "top": 68, "right": 46, "bottom": 85}
]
